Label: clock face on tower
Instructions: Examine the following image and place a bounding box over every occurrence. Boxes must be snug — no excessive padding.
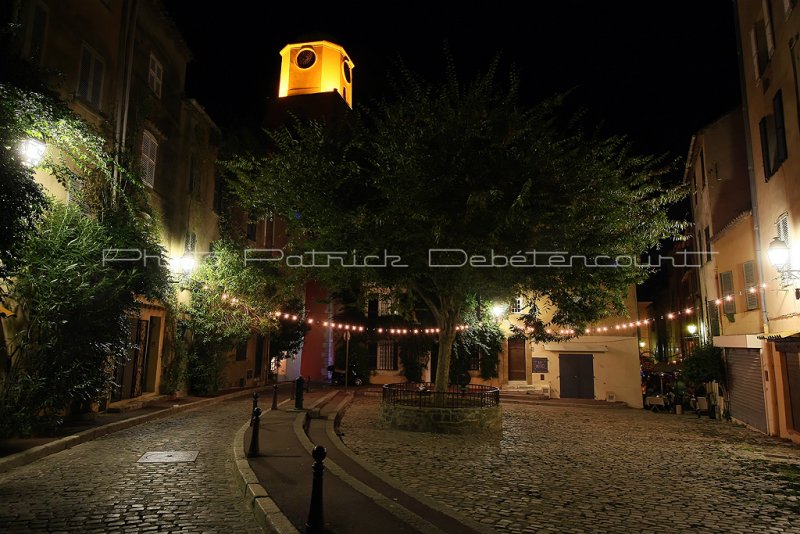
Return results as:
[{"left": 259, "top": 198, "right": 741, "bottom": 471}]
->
[
  {"left": 296, "top": 49, "right": 316, "bottom": 69},
  {"left": 343, "top": 58, "right": 351, "bottom": 83}
]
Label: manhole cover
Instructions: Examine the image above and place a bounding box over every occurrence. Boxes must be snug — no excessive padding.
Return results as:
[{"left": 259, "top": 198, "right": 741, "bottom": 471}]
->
[{"left": 137, "top": 451, "right": 199, "bottom": 463}]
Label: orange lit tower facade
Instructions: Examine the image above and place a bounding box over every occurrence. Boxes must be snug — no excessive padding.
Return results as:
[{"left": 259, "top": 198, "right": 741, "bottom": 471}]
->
[{"left": 269, "top": 40, "right": 354, "bottom": 381}]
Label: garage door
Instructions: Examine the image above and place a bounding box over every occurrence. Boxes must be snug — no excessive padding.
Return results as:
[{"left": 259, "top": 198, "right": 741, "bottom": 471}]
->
[{"left": 726, "top": 348, "right": 767, "bottom": 434}]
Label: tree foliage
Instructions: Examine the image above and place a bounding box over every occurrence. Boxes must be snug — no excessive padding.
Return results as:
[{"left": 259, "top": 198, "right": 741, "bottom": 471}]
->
[
  {"left": 182, "top": 238, "right": 290, "bottom": 393},
  {"left": 227, "top": 57, "right": 685, "bottom": 392},
  {"left": 0, "top": 76, "right": 170, "bottom": 435},
  {"left": 683, "top": 342, "right": 726, "bottom": 386}
]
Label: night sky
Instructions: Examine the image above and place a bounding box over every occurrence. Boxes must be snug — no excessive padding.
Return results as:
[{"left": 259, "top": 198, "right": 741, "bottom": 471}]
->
[{"left": 165, "top": 1, "right": 741, "bottom": 159}]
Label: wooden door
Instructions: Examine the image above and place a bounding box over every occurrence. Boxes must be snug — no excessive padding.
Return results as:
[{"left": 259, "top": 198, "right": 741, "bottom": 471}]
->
[
  {"left": 559, "top": 354, "right": 594, "bottom": 399},
  {"left": 508, "top": 337, "right": 527, "bottom": 381}
]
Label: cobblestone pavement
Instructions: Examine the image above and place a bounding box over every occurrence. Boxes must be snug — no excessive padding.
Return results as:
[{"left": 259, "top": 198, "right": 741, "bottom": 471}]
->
[
  {"left": 0, "top": 398, "right": 261, "bottom": 533},
  {"left": 341, "top": 398, "right": 800, "bottom": 533}
]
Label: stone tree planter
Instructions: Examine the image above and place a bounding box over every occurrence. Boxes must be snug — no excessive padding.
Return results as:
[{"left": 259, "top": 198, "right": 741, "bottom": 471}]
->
[{"left": 380, "top": 383, "right": 502, "bottom": 434}]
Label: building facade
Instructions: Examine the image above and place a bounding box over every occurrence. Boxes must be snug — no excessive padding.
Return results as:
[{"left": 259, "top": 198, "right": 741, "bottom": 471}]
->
[
  {"left": 731, "top": 0, "right": 800, "bottom": 440},
  {"left": 9, "top": 0, "right": 228, "bottom": 402}
]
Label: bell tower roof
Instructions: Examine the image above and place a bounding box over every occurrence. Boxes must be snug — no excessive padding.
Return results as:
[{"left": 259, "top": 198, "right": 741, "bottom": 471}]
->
[{"left": 278, "top": 40, "right": 354, "bottom": 108}]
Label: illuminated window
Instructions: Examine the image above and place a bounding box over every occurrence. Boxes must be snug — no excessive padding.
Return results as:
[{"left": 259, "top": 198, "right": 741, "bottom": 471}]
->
[
  {"left": 148, "top": 54, "right": 162, "bottom": 98},
  {"left": 141, "top": 130, "right": 157, "bottom": 187},
  {"left": 511, "top": 296, "right": 524, "bottom": 314},
  {"left": 377, "top": 341, "right": 396, "bottom": 370},
  {"left": 77, "top": 44, "right": 104, "bottom": 109}
]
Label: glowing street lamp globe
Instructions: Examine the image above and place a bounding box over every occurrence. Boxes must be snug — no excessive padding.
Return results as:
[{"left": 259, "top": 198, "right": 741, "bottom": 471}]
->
[
  {"left": 768, "top": 237, "right": 790, "bottom": 269},
  {"left": 19, "top": 138, "right": 46, "bottom": 167},
  {"left": 490, "top": 303, "right": 506, "bottom": 318},
  {"left": 687, "top": 324, "right": 698, "bottom": 335},
  {"left": 178, "top": 252, "right": 196, "bottom": 275}
]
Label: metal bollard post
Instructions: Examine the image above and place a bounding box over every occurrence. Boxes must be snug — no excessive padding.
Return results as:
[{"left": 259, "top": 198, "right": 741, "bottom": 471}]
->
[
  {"left": 305, "top": 445, "right": 326, "bottom": 533},
  {"left": 271, "top": 384, "right": 279, "bottom": 410},
  {"left": 247, "top": 407, "right": 262, "bottom": 458},
  {"left": 291, "top": 380, "right": 295, "bottom": 400},
  {"left": 306, "top": 375, "right": 311, "bottom": 392},
  {"left": 250, "top": 392, "right": 259, "bottom": 426},
  {"left": 295, "top": 376, "right": 305, "bottom": 410}
]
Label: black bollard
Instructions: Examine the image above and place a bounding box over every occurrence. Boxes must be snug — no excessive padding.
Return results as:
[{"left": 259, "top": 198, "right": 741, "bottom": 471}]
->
[
  {"left": 271, "top": 384, "right": 279, "bottom": 410},
  {"left": 305, "top": 445, "right": 326, "bottom": 533},
  {"left": 291, "top": 380, "right": 295, "bottom": 400},
  {"left": 295, "top": 376, "right": 305, "bottom": 410},
  {"left": 247, "top": 407, "right": 262, "bottom": 458},
  {"left": 306, "top": 375, "right": 311, "bottom": 392},
  {"left": 250, "top": 392, "right": 259, "bottom": 426}
]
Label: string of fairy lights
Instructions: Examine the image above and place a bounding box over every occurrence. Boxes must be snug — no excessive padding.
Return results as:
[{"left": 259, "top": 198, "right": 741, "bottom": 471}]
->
[{"left": 209, "top": 281, "right": 772, "bottom": 337}]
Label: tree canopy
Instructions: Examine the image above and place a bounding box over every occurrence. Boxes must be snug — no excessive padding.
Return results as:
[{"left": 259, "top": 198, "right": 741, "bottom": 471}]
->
[{"left": 227, "top": 59, "right": 685, "bottom": 391}]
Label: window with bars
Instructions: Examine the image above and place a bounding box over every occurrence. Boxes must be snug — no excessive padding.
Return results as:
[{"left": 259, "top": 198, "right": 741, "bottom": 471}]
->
[
  {"left": 511, "top": 297, "right": 524, "bottom": 314},
  {"left": 376, "top": 341, "right": 397, "bottom": 370},
  {"left": 236, "top": 343, "right": 247, "bottom": 361},
  {"left": 377, "top": 298, "right": 393, "bottom": 316},
  {"left": 141, "top": 130, "right": 157, "bottom": 187},
  {"left": 720, "top": 271, "right": 736, "bottom": 315},
  {"left": 743, "top": 261, "right": 759, "bottom": 311},
  {"left": 468, "top": 352, "right": 481, "bottom": 371},
  {"left": 148, "top": 54, "right": 163, "bottom": 98},
  {"left": 77, "top": 44, "right": 104, "bottom": 109},
  {"left": 185, "top": 231, "right": 196, "bottom": 253}
]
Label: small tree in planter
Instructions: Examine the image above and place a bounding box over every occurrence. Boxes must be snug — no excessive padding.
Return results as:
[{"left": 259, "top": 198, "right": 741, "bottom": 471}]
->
[{"left": 682, "top": 342, "right": 725, "bottom": 418}]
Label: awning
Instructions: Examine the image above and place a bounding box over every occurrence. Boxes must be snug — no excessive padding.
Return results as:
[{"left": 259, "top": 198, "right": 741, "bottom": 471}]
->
[
  {"left": 543, "top": 343, "right": 609, "bottom": 353},
  {"left": 756, "top": 331, "right": 800, "bottom": 341}
]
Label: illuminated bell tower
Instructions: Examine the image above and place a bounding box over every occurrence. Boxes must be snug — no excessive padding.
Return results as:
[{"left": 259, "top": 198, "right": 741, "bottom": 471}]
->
[{"left": 278, "top": 41, "right": 354, "bottom": 108}]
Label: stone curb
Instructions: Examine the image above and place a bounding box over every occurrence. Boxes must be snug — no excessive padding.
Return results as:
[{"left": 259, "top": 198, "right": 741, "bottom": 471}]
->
[
  {"left": 0, "top": 383, "right": 289, "bottom": 475},
  {"left": 326, "top": 395, "right": 495, "bottom": 534},
  {"left": 293, "top": 393, "right": 445, "bottom": 534},
  {"left": 232, "top": 403, "right": 298, "bottom": 534}
]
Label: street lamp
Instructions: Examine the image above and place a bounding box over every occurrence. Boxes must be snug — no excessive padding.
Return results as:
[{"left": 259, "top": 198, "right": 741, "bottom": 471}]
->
[
  {"left": 19, "top": 138, "right": 46, "bottom": 167},
  {"left": 767, "top": 237, "right": 800, "bottom": 295},
  {"left": 490, "top": 303, "right": 506, "bottom": 318},
  {"left": 687, "top": 324, "right": 698, "bottom": 335},
  {"left": 178, "top": 251, "right": 196, "bottom": 275},
  {"left": 768, "top": 237, "right": 790, "bottom": 270}
]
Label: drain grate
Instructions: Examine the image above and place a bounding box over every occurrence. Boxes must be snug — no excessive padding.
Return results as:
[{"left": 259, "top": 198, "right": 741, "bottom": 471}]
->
[{"left": 137, "top": 450, "right": 199, "bottom": 463}]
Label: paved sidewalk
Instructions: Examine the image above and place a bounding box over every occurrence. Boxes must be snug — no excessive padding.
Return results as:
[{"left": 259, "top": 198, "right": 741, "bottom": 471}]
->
[
  {"left": 248, "top": 389, "right": 423, "bottom": 533},
  {"left": 340, "top": 396, "right": 800, "bottom": 533},
  {"left": 0, "top": 396, "right": 263, "bottom": 533}
]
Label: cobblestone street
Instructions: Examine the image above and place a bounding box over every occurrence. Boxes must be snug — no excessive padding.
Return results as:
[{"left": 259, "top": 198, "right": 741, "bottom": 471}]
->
[
  {"left": 0, "top": 397, "right": 261, "bottom": 533},
  {"left": 341, "top": 398, "right": 800, "bottom": 533}
]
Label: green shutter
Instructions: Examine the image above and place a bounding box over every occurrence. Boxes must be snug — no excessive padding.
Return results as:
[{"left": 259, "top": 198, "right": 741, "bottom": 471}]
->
[
  {"left": 720, "top": 271, "right": 736, "bottom": 315},
  {"left": 743, "top": 261, "right": 759, "bottom": 311}
]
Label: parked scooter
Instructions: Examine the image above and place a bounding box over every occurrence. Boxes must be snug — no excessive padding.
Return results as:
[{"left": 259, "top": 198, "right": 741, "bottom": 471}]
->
[{"left": 328, "top": 365, "right": 363, "bottom": 387}]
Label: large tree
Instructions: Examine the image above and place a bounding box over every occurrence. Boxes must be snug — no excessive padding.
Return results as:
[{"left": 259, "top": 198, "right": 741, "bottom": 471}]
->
[{"left": 228, "top": 60, "right": 684, "bottom": 393}]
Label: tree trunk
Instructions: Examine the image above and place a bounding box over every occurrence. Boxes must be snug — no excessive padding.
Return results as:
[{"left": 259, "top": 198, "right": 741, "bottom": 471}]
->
[{"left": 434, "top": 315, "right": 458, "bottom": 393}]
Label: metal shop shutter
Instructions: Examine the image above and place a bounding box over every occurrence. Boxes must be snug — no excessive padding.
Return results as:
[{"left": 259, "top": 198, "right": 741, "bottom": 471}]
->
[{"left": 726, "top": 348, "right": 767, "bottom": 433}]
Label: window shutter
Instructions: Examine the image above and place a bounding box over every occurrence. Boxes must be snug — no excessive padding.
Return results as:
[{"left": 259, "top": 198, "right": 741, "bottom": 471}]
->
[
  {"left": 764, "top": 0, "right": 776, "bottom": 57},
  {"left": 91, "top": 56, "right": 103, "bottom": 108},
  {"left": 29, "top": 5, "right": 47, "bottom": 64},
  {"left": 751, "top": 27, "right": 763, "bottom": 81},
  {"left": 720, "top": 271, "right": 736, "bottom": 315},
  {"left": 760, "top": 117, "right": 772, "bottom": 178},
  {"left": 78, "top": 48, "right": 91, "bottom": 100},
  {"left": 778, "top": 214, "right": 791, "bottom": 247},
  {"left": 743, "top": 261, "right": 759, "bottom": 310},
  {"left": 141, "top": 131, "right": 157, "bottom": 187},
  {"left": 774, "top": 91, "right": 788, "bottom": 166},
  {"left": 707, "top": 301, "right": 721, "bottom": 337}
]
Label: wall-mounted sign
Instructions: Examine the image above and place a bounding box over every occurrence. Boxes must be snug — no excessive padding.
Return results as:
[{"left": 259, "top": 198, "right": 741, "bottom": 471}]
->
[{"left": 532, "top": 357, "right": 549, "bottom": 373}]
